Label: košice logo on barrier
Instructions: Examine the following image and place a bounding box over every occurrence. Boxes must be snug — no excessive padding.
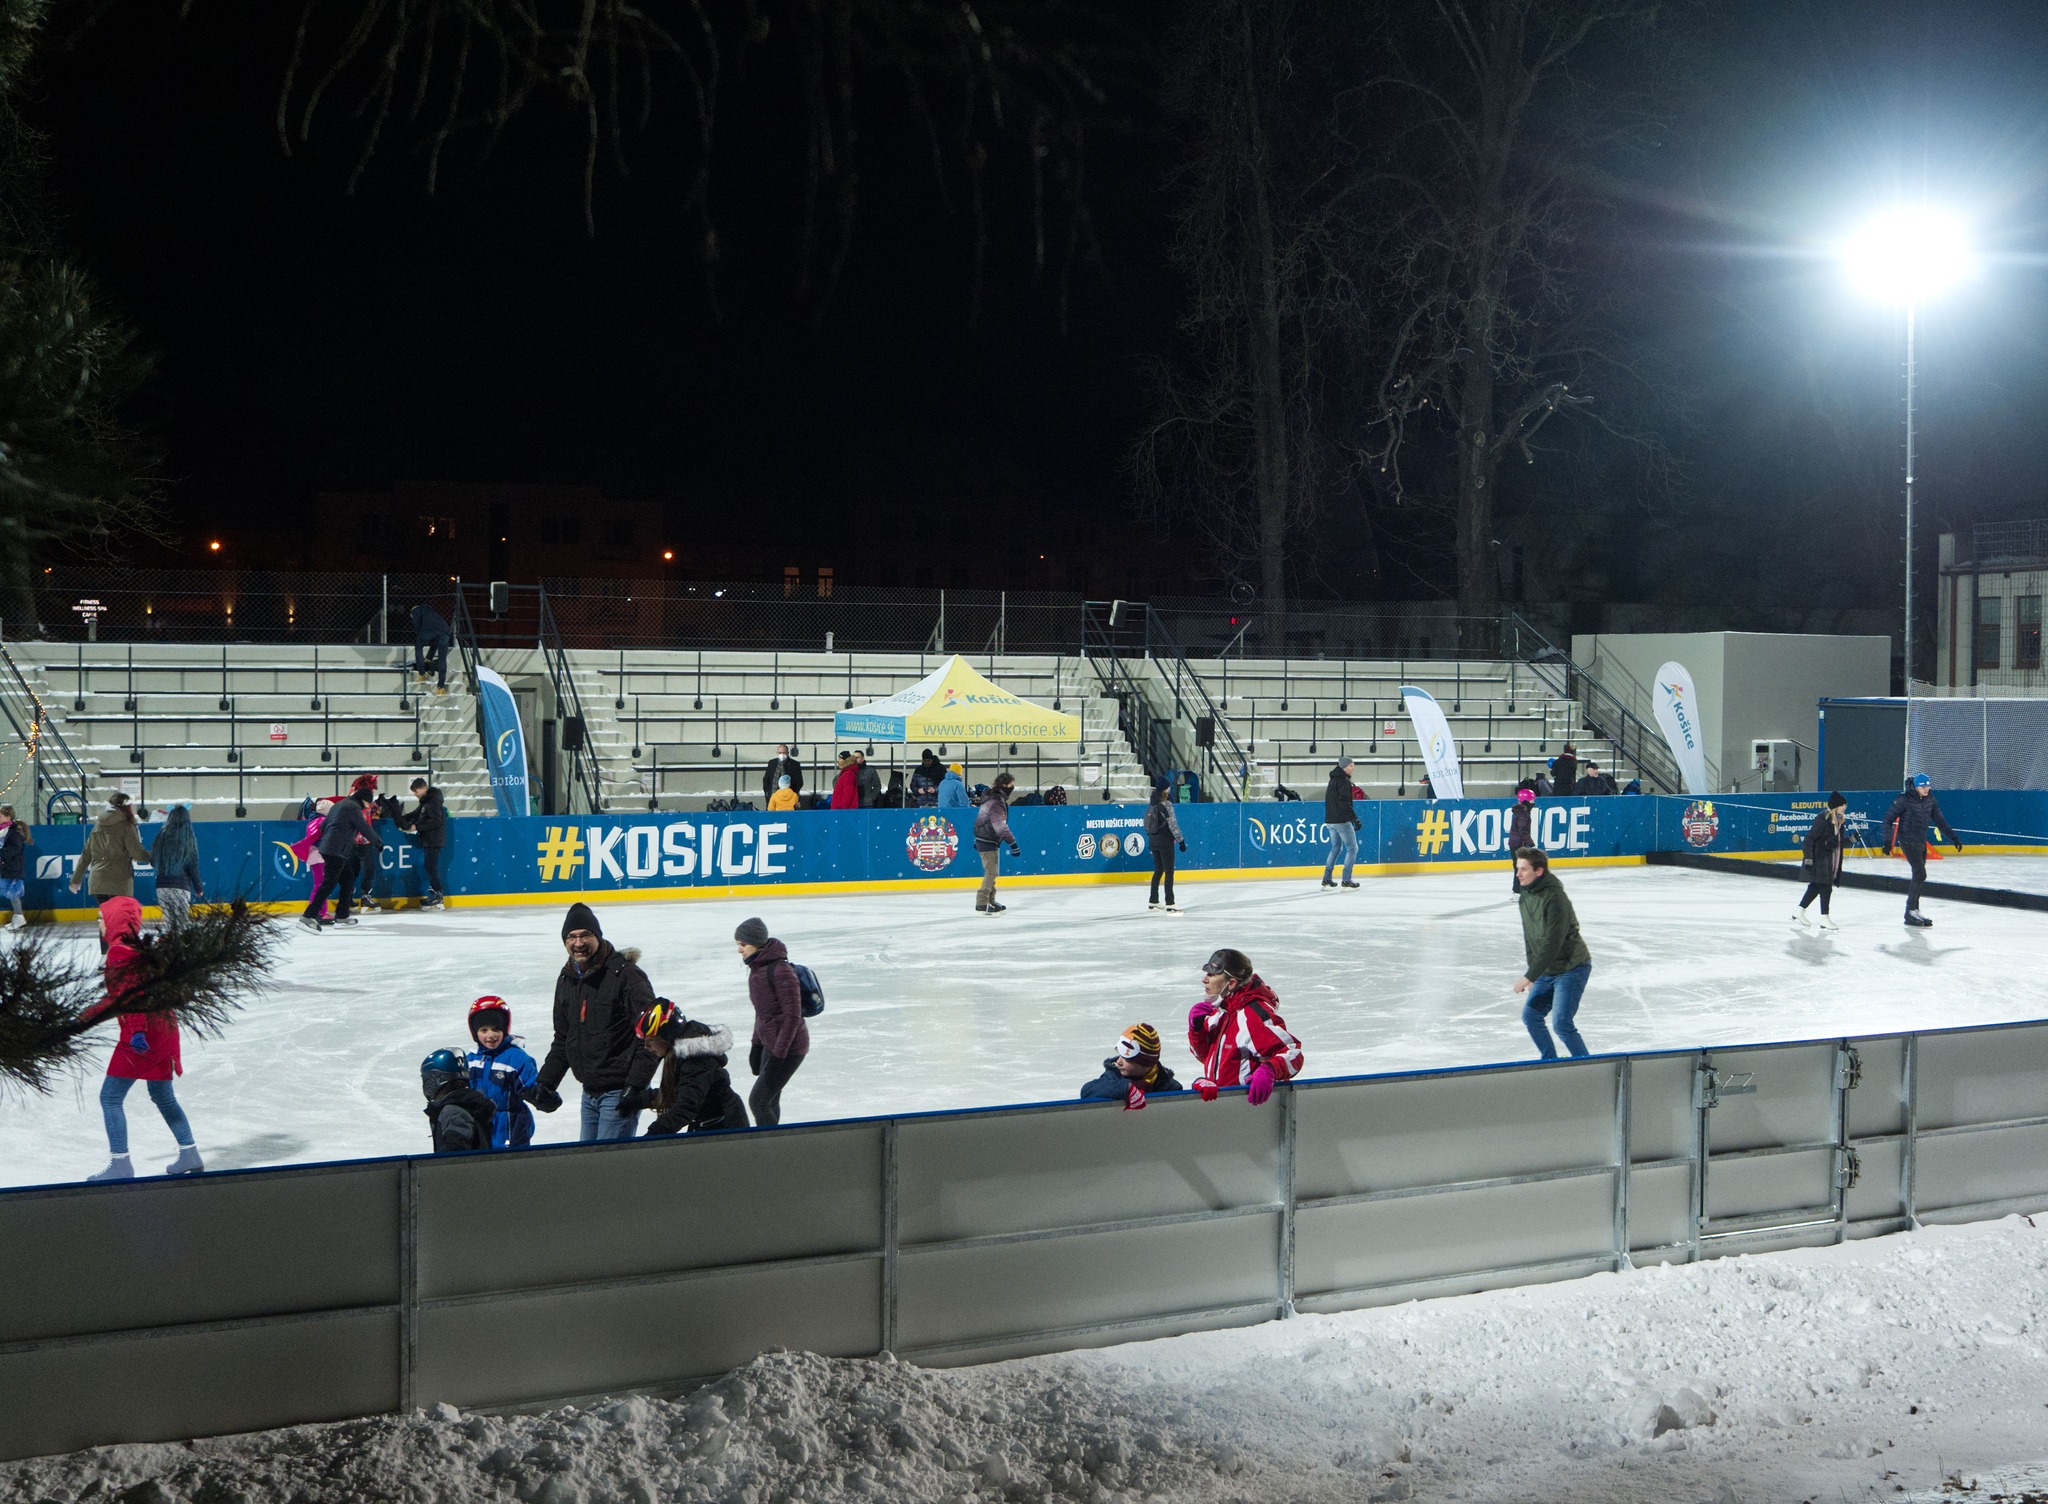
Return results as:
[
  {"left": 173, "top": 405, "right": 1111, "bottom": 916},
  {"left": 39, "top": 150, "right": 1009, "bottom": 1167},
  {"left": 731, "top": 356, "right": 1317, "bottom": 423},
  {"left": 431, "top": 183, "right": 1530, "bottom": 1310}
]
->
[
  {"left": 1076, "top": 832, "right": 1097, "bottom": 859},
  {"left": 1681, "top": 800, "right": 1719, "bottom": 848},
  {"left": 272, "top": 841, "right": 306, "bottom": 881},
  {"left": 905, "top": 815, "right": 959, "bottom": 873}
]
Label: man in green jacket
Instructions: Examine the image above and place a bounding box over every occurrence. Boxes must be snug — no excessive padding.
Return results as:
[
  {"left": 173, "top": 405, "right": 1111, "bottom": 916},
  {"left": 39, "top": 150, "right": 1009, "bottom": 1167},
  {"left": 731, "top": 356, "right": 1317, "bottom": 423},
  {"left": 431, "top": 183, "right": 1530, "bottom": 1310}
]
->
[{"left": 1513, "top": 847, "right": 1592, "bottom": 1059}]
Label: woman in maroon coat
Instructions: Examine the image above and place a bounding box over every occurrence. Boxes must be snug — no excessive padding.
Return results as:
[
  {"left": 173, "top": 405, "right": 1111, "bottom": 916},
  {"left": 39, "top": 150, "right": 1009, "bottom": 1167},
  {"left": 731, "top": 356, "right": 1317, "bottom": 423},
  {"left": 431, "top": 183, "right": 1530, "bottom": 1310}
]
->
[
  {"left": 85, "top": 896, "right": 204, "bottom": 1181},
  {"left": 734, "top": 916, "right": 808, "bottom": 1126}
]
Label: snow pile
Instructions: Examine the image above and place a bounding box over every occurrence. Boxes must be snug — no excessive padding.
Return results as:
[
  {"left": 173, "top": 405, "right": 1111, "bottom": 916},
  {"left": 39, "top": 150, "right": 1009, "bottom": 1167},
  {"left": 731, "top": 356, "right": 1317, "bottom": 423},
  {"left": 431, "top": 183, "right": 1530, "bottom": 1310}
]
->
[{"left": 7, "top": 1218, "right": 2048, "bottom": 1503}]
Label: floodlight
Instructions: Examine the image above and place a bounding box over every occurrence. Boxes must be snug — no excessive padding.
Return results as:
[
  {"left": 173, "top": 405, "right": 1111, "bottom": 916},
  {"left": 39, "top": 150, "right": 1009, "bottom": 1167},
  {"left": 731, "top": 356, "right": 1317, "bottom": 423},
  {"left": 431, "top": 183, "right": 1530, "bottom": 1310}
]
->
[{"left": 1841, "top": 207, "right": 1975, "bottom": 302}]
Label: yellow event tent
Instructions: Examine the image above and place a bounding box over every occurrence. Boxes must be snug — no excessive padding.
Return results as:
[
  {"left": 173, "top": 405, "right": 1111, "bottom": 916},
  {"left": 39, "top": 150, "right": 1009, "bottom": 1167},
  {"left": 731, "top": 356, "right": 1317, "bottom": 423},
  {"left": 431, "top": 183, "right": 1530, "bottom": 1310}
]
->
[{"left": 832, "top": 655, "right": 1080, "bottom": 745}]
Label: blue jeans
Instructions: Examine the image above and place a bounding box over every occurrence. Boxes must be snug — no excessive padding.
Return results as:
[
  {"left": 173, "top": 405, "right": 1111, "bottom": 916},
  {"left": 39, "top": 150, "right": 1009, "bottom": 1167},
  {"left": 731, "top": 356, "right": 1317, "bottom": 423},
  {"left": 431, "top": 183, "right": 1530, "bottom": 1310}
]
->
[
  {"left": 579, "top": 1089, "right": 641, "bottom": 1142},
  {"left": 1522, "top": 963, "right": 1592, "bottom": 1060},
  {"left": 101, "top": 1076, "right": 195, "bottom": 1155},
  {"left": 1323, "top": 824, "right": 1358, "bottom": 882}
]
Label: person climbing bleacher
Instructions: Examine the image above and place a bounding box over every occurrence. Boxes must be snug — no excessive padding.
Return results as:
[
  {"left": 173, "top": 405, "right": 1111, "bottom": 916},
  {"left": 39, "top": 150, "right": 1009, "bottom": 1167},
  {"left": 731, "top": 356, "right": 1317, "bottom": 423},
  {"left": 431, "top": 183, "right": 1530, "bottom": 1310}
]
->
[{"left": 409, "top": 602, "right": 452, "bottom": 694}]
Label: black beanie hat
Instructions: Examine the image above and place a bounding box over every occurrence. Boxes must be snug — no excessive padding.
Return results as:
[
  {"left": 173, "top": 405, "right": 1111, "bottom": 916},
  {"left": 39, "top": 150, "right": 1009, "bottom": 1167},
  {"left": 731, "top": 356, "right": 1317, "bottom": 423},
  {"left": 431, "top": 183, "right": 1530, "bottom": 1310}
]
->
[
  {"left": 734, "top": 916, "right": 770, "bottom": 947},
  {"left": 1827, "top": 790, "right": 1848, "bottom": 809},
  {"left": 562, "top": 901, "right": 602, "bottom": 941}
]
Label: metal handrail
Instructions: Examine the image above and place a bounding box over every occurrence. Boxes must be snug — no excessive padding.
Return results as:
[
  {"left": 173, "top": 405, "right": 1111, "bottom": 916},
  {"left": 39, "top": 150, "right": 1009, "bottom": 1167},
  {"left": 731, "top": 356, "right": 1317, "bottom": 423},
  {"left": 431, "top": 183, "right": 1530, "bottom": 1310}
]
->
[
  {"left": 538, "top": 585, "right": 606, "bottom": 815},
  {"left": 0, "top": 642, "right": 90, "bottom": 817},
  {"left": 1079, "top": 607, "right": 1174, "bottom": 792},
  {"left": 1503, "top": 613, "right": 1682, "bottom": 794},
  {"left": 1084, "top": 602, "right": 1250, "bottom": 801}
]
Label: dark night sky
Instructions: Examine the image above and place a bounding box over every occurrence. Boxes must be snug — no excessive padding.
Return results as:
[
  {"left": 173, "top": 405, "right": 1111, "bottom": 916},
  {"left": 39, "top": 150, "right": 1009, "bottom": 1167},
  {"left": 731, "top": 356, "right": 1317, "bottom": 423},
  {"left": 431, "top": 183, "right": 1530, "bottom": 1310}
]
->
[{"left": 27, "top": 0, "right": 2048, "bottom": 596}]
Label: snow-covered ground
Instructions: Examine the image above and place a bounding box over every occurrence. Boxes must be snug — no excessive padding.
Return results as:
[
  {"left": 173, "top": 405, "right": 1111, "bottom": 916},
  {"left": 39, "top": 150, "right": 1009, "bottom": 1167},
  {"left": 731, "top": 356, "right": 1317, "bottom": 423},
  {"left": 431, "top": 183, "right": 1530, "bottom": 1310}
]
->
[
  {"left": 6, "top": 859, "right": 2048, "bottom": 1188},
  {"left": 7, "top": 1215, "right": 2047, "bottom": 1502}
]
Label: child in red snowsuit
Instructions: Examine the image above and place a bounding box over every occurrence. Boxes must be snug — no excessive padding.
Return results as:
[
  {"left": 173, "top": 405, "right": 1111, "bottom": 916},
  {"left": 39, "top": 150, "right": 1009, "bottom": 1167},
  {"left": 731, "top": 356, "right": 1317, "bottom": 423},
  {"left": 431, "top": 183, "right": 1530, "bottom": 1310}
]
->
[{"left": 83, "top": 895, "right": 203, "bottom": 1181}]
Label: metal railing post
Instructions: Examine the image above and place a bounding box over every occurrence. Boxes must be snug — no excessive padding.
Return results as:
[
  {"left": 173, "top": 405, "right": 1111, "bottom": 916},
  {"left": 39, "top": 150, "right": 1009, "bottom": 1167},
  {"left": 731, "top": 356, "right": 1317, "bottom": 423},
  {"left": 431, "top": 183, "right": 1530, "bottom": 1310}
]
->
[
  {"left": 881, "top": 1120, "right": 900, "bottom": 1356},
  {"left": 399, "top": 1159, "right": 418, "bottom": 1413},
  {"left": 1279, "top": 1083, "right": 1298, "bottom": 1318},
  {"left": 1902, "top": 1034, "right": 1920, "bottom": 1228},
  {"left": 1613, "top": 1058, "right": 1632, "bottom": 1271}
]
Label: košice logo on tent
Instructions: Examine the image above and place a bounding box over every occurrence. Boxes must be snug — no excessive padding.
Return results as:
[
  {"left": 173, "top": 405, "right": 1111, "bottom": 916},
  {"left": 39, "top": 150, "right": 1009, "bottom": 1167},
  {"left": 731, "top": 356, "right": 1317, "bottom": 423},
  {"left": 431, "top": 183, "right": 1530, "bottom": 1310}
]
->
[
  {"left": 1681, "top": 800, "right": 1719, "bottom": 848},
  {"left": 496, "top": 727, "right": 519, "bottom": 765},
  {"left": 905, "top": 815, "right": 959, "bottom": 873},
  {"left": 1660, "top": 680, "right": 1700, "bottom": 751}
]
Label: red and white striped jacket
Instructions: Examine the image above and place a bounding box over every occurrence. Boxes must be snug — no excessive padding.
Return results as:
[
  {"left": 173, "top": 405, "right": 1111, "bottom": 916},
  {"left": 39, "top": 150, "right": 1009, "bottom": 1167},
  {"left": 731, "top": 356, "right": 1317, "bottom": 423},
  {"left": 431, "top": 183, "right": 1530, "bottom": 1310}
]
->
[{"left": 1189, "top": 975, "right": 1303, "bottom": 1089}]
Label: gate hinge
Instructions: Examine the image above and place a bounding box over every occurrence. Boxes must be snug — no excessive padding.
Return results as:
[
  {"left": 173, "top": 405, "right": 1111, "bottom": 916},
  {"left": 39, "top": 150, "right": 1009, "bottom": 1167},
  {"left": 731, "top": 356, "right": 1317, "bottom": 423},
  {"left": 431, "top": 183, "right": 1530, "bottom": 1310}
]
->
[
  {"left": 1696, "top": 1063, "right": 1755, "bottom": 1109},
  {"left": 1835, "top": 1047, "right": 1862, "bottom": 1091},
  {"left": 1837, "top": 1147, "right": 1862, "bottom": 1190}
]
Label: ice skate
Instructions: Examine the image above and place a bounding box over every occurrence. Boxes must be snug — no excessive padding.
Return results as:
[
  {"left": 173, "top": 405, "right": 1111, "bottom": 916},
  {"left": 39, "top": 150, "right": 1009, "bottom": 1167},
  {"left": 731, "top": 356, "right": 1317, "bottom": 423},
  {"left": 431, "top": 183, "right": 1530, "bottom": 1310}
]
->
[
  {"left": 984, "top": 901, "right": 1007, "bottom": 914},
  {"left": 164, "top": 1146, "right": 204, "bottom": 1177},
  {"left": 1341, "top": 880, "right": 1360, "bottom": 889},
  {"left": 332, "top": 915, "right": 360, "bottom": 927},
  {"left": 1164, "top": 904, "right": 1183, "bottom": 914},
  {"left": 1320, "top": 878, "right": 1337, "bottom": 889},
  {"left": 6, "top": 912, "right": 24, "bottom": 930},
  {"left": 1792, "top": 908, "right": 1813, "bottom": 928},
  {"left": 422, "top": 892, "right": 445, "bottom": 909},
  {"left": 1818, "top": 913, "right": 1839, "bottom": 930},
  {"left": 1905, "top": 910, "right": 1933, "bottom": 928},
  {"left": 297, "top": 914, "right": 324, "bottom": 933},
  {"left": 1147, "top": 901, "right": 1161, "bottom": 912},
  {"left": 87, "top": 1156, "right": 133, "bottom": 1183}
]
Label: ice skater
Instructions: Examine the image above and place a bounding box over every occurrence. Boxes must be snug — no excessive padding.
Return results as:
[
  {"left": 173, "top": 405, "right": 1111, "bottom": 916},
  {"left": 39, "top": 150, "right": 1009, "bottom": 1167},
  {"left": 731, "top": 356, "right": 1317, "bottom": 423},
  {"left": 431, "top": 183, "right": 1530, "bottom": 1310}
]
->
[
  {"left": 1883, "top": 775, "right": 1963, "bottom": 928},
  {"left": 1144, "top": 784, "right": 1187, "bottom": 913},
  {"left": 1188, "top": 948, "right": 1303, "bottom": 1105},
  {"left": 536, "top": 902, "right": 657, "bottom": 1140},
  {"left": 1321, "top": 758, "right": 1361, "bottom": 889},
  {"left": 0, "top": 803, "right": 32, "bottom": 929},
  {"left": 627, "top": 999, "right": 750, "bottom": 1135},
  {"left": 68, "top": 791, "right": 151, "bottom": 936},
  {"left": 973, "top": 772, "right": 1021, "bottom": 914},
  {"left": 1506, "top": 787, "right": 1535, "bottom": 894},
  {"left": 736, "top": 917, "right": 808, "bottom": 1127},
  {"left": 149, "top": 805, "right": 203, "bottom": 925},
  {"left": 84, "top": 896, "right": 203, "bottom": 1181},
  {"left": 1794, "top": 792, "right": 1849, "bottom": 930},
  {"left": 463, "top": 997, "right": 537, "bottom": 1148},
  {"left": 1080, "top": 1023, "right": 1184, "bottom": 1110},
  {"left": 397, "top": 777, "right": 448, "bottom": 907},
  {"left": 299, "top": 778, "right": 382, "bottom": 930},
  {"left": 1513, "top": 847, "right": 1592, "bottom": 1060},
  {"left": 421, "top": 1049, "right": 499, "bottom": 1153}
]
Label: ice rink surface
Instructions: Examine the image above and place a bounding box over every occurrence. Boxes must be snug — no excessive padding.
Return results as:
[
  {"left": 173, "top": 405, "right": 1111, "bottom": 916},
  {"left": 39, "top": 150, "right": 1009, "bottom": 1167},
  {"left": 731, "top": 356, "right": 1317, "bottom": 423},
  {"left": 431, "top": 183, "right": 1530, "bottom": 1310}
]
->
[
  {"left": 1843, "top": 849, "right": 2048, "bottom": 892},
  {"left": 6, "top": 855, "right": 2048, "bottom": 1189}
]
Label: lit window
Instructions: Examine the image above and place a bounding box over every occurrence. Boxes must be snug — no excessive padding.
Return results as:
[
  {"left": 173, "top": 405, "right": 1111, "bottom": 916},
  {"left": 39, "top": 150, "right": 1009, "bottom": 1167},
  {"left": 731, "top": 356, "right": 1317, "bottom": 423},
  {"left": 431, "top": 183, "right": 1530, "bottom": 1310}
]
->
[
  {"left": 784, "top": 566, "right": 801, "bottom": 598},
  {"left": 817, "top": 567, "right": 835, "bottom": 600}
]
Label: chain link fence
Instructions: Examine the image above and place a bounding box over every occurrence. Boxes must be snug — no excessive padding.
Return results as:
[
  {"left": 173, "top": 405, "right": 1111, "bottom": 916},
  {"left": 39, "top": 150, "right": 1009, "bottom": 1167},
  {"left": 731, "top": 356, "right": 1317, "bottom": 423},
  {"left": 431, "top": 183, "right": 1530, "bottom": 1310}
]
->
[{"left": 3, "top": 568, "right": 457, "bottom": 646}]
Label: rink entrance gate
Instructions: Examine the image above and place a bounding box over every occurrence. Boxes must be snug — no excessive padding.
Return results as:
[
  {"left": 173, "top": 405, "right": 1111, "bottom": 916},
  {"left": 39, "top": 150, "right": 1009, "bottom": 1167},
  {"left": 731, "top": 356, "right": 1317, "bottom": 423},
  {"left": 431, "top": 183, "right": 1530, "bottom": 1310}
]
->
[{"left": 3, "top": 1019, "right": 2048, "bottom": 1462}]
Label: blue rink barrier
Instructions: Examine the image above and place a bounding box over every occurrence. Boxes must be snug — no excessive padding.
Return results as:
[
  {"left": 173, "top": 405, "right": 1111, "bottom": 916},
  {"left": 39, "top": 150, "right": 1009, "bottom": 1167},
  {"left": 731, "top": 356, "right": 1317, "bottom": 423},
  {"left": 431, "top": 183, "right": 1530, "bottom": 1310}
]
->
[{"left": 20, "top": 790, "right": 2048, "bottom": 914}]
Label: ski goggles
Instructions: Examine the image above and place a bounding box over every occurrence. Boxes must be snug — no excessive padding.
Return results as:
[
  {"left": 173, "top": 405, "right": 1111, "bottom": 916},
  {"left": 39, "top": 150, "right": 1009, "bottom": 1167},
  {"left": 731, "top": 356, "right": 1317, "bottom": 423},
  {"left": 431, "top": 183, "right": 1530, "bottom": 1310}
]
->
[{"left": 1116, "top": 1037, "right": 1155, "bottom": 1060}]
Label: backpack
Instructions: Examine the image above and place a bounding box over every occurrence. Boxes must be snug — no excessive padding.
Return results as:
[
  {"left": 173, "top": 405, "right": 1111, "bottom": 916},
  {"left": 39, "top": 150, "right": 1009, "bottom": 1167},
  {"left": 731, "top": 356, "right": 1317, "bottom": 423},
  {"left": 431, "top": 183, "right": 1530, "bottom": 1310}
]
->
[
  {"left": 1044, "top": 785, "right": 1068, "bottom": 806},
  {"left": 791, "top": 961, "right": 826, "bottom": 1018}
]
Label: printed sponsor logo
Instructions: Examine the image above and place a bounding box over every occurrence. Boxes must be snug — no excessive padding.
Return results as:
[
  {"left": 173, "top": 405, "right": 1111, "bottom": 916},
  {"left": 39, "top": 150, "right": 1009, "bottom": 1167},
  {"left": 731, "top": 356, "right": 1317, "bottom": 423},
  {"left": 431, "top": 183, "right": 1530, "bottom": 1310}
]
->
[
  {"left": 496, "top": 727, "right": 519, "bottom": 765},
  {"left": 905, "top": 815, "right": 959, "bottom": 873},
  {"left": 534, "top": 821, "right": 792, "bottom": 883},
  {"left": 1435, "top": 804, "right": 1594, "bottom": 857},
  {"left": 1660, "top": 680, "right": 1700, "bottom": 751},
  {"left": 1124, "top": 832, "right": 1147, "bottom": 857},
  {"left": 1246, "top": 815, "right": 1332, "bottom": 850},
  {"left": 1681, "top": 800, "right": 1719, "bottom": 848},
  {"left": 272, "top": 841, "right": 306, "bottom": 880},
  {"left": 35, "top": 855, "right": 72, "bottom": 880},
  {"left": 1076, "top": 832, "right": 1098, "bottom": 859}
]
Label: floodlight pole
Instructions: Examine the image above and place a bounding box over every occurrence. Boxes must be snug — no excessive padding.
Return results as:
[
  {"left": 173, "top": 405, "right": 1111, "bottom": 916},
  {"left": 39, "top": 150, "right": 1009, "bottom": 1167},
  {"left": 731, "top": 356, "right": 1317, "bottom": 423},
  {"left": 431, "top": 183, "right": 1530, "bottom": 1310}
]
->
[{"left": 1902, "top": 299, "right": 1916, "bottom": 780}]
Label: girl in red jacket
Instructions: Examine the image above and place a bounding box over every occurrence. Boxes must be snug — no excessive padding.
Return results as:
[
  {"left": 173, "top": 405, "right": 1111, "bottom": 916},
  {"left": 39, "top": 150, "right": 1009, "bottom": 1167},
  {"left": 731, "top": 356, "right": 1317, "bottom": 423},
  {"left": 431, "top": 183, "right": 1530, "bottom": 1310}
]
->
[
  {"left": 85, "top": 896, "right": 203, "bottom": 1182},
  {"left": 1187, "top": 947, "right": 1303, "bottom": 1105}
]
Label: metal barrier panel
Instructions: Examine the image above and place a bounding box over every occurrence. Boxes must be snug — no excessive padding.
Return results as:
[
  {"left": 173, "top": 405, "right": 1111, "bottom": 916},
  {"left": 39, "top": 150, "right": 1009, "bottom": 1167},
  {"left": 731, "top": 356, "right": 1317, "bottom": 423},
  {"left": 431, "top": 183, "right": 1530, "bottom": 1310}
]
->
[
  {"left": 414, "top": 1127, "right": 883, "bottom": 1298},
  {"left": 0, "top": 1162, "right": 401, "bottom": 1343},
  {"left": 1913, "top": 1023, "right": 2048, "bottom": 1131},
  {"left": 1700, "top": 1043, "right": 1838, "bottom": 1229},
  {"left": 1292, "top": 1065, "right": 1618, "bottom": 1309},
  {"left": 893, "top": 1095, "right": 1281, "bottom": 1361},
  {"left": 0, "top": 1310, "right": 401, "bottom": 1462}
]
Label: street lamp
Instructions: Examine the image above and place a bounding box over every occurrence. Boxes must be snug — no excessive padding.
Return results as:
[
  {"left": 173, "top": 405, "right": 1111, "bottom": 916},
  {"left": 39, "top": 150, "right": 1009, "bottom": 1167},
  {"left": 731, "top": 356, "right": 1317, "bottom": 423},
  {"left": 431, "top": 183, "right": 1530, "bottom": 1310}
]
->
[{"left": 1840, "top": 207, "right": 1975, "bottom": 712}]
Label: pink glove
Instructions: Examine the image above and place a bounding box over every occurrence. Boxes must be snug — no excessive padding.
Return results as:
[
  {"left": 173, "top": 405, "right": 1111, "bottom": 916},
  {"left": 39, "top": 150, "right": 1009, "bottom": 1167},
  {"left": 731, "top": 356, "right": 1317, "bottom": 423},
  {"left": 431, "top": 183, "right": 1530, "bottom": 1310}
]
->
[
  {"left": 1246, "top": 1063, "right": 1276, "bottom": 1105},
  {"left": 1188, "top": 1000, "right": 1219, "bottom": 1029},
  {"left": 1194, "top": 1077, "right": 1220, "bottom": 1102}
]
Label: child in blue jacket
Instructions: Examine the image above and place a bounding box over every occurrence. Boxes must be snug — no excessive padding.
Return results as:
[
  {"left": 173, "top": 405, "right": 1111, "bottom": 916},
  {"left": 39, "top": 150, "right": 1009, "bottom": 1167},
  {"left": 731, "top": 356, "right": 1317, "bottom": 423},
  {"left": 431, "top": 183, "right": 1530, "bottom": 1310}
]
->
[{"left": 464, "top": 996, "right": 537, "bottom": 1148}]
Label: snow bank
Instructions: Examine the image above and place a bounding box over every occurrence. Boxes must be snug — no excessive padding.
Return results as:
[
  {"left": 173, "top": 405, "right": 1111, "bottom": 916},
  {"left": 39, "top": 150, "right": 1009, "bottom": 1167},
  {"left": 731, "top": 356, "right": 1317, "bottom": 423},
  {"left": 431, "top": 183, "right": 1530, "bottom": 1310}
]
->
[{"left": 7, "top": 1218, "right": 2048, "bottom": 1503}]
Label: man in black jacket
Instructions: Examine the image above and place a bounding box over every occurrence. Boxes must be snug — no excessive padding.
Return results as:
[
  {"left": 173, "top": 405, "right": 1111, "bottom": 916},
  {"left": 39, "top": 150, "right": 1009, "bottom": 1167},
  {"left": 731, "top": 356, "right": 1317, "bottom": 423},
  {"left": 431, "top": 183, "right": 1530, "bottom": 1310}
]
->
[
  {"left": 762, "top": 745, "right": 803, "bottom": 803},
  {"left": 536, "top": 902, "right": 658, "bottom": 1140},
  {"left": 399, "top": 778, "right": 449, "bottom": 907},
  {"left": 1883, "top": 775, "right": 1964, "bottom": 927},
  {"left": 1321, "top": 758, "right": 1362, "bottom": 890},
  {"left": 410, "top": 603, "right": 453, "bottom": 693},
  {"left": 1551, "top": 744, "right": 1579, "bottom": 802},
  {"left": 300, "top": 784, "right": 383, "bottom": 930}
]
